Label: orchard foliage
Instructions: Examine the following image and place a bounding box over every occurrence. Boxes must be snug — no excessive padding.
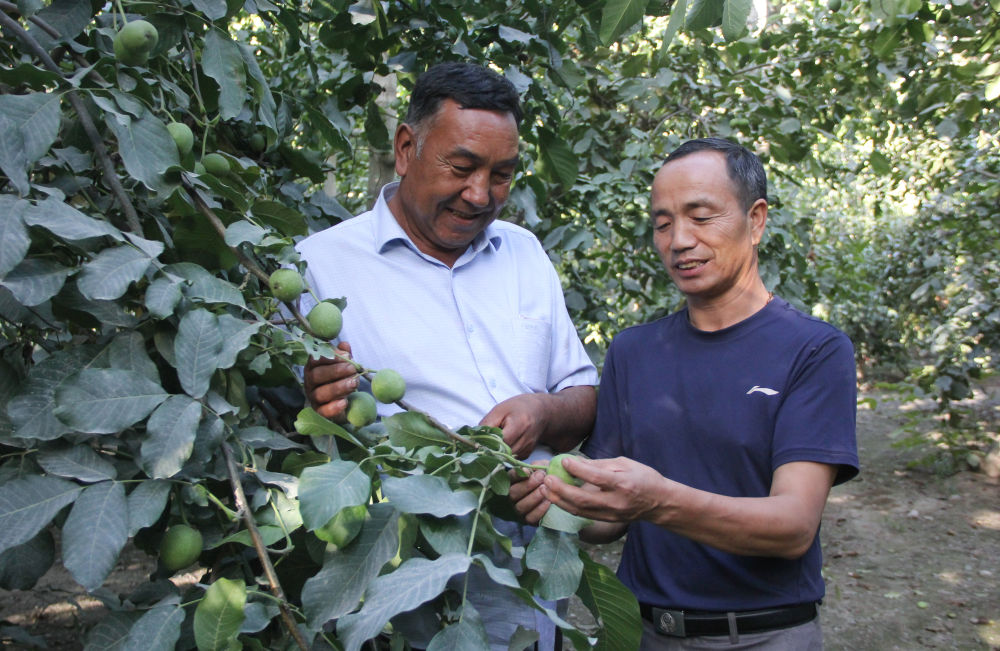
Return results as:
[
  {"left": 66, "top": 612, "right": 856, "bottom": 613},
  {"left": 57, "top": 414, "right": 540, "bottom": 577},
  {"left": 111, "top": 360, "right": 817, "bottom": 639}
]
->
[{"left": 0, "top": 0, "right": 998, "bottom": 647}]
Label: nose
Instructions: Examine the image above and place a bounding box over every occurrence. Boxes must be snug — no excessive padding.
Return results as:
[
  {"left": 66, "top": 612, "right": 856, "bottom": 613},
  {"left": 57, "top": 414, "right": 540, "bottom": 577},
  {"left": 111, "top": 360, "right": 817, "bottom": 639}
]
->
[
  {"left": 461, "top": 170, "right": 491, "bottom": 209},
  {"left": 671, "top": 218, "right": 696, "bottom": 252}
]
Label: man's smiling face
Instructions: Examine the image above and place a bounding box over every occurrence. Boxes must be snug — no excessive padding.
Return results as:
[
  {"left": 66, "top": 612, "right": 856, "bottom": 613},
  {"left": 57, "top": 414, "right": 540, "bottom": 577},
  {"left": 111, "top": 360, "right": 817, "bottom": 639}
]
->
[{"left": 391, "top": 99, "right": 520, "bottom": 266}]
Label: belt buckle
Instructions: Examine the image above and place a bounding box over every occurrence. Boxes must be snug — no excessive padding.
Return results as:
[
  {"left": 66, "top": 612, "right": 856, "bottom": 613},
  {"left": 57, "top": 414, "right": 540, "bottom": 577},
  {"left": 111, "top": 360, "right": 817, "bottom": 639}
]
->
[{"left": 651, "top": 607, "right": 686, "bottom": 637}]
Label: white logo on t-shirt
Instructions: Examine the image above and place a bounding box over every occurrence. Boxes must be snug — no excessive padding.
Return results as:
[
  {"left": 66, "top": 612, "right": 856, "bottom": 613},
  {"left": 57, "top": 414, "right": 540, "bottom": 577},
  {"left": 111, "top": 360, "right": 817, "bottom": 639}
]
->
[{"left": 746, "top": 385, "right": 779, "bottom": 396}]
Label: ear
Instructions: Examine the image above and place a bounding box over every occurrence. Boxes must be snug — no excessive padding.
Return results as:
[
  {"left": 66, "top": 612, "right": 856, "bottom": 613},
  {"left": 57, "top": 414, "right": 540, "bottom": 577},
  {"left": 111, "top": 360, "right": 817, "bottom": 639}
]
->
[
  {"left": 748, "top": 198, "right": 768, "bottom": 246},
  {"left": 394, "top": 123, "right": 416, "bottom": 177}
]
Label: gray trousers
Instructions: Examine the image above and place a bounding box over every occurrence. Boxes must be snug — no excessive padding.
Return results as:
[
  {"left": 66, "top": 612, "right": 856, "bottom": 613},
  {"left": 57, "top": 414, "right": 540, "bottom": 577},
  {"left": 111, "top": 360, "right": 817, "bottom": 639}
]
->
[{"left": 638, "top": 615, "right": 823, "bottom": 650}]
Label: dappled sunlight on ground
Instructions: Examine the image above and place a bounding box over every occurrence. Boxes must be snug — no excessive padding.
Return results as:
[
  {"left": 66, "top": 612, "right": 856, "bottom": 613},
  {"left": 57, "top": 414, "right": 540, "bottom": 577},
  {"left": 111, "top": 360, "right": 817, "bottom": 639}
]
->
[
  {"left": 970, "top": 508, "right": 1000, "bottom": 530},
  {"left": 979, "top": 623, "right": 1000, "bottom": 648}
]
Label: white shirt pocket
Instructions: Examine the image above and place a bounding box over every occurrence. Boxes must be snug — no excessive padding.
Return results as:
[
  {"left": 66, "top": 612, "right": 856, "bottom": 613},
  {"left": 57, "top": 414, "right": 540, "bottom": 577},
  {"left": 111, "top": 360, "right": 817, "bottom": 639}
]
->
[{"left": 513, "top": 315, "right": 552, "bottom": 392}]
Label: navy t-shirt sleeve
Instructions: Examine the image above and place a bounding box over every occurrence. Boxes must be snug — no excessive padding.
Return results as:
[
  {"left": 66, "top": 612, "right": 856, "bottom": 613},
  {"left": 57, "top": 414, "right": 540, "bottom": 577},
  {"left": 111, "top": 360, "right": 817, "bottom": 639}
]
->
[{"left": 772, "top": 329, "right": 860, "bottom": 485}]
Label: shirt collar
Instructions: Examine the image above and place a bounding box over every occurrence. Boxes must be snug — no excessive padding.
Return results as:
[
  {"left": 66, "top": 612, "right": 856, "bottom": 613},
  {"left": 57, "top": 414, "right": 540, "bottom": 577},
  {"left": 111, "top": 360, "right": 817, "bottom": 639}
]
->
[{"left": 373, "top": 182, "right": 504, "bottom": 261}]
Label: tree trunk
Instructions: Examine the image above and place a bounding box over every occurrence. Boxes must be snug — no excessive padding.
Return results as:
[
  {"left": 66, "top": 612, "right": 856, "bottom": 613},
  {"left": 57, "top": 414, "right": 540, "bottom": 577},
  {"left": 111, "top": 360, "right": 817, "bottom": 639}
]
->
[{"left": 367, "top": 71, "right": 398, "bottom": 208}]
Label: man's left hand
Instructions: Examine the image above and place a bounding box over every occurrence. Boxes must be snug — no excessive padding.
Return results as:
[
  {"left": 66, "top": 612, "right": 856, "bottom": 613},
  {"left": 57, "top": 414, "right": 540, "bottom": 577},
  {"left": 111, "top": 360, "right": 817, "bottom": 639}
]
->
[
  {"left": 540, "top": 455, "right": 667, "bottom": 523},
  {"left": 479, "top": 393, "right": 550, "bottom": 459},
  {"left": 479, "top": 386, "right": 596, "bottom": 459}
]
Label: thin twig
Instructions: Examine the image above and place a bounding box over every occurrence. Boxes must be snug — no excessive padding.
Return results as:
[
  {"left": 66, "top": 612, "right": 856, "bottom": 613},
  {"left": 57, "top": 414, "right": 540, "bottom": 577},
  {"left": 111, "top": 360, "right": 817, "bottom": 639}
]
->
[
  {"left": 0, "top": 9, "right": 143, "bottom": 235},
  {"left": 181, "top": 27, "right": 206, "bottom": 121},
  {"left": 360, "top": 369, "right": 477, "bottom": 449},
  {"left": 222, "top": 443, "right": 309, "bottom": 651},
  {"left": 732, "top": 50, "right": 827, "bottom": 78}
]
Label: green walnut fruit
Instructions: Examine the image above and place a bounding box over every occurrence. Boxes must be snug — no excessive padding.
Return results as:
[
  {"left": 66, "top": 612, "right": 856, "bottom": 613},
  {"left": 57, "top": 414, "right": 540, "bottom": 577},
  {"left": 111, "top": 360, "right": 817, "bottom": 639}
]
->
[
  {"left": 346, "top": 391, "right": 377, "bottom": 428},
  {"left": 117, "top": 19, "right": 158, "bottom": 55},
  {"left": 113, "top": 31, "right": 149, "bottom": 65},
  {"left": 159, "top": 524, "right": 203, "bottom": 571},
  {"left": 827, "top": 0, "right": 842, "bottom": 11},
  {"left": 371, "top": 369, "right": 406, "bottom": 404},
  {"left": 249, "top": 132, "right": 267, "bottom": 152},
  {"left": 166, "top": 122, "right": 194, "bottom": 156},
  {"left": 201, "top": 152, "right": 230, "bottom": 175},
  {"left": 268, "top": 268, "right": 304, "bottom": 302},
  {"left": 307, "top": 302, "right": 343, "bottom": 339},
  {"left": 547, "top": 453, "right": 583, "bottom": 486}
]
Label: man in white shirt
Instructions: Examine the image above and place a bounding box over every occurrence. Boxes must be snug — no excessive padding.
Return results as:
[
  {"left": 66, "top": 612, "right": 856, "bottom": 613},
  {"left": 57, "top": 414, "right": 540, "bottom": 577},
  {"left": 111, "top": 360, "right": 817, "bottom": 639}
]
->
[{"left": 297, "top": 62, "right": 597, "bottom": 650}]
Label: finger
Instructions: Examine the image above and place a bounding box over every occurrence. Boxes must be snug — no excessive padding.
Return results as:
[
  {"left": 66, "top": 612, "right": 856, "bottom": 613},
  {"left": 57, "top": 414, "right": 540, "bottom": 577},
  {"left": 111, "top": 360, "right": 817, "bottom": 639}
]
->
[
  {"left": 559, "top": 456, "right": 618, "bottom": 487},
  {"left": 315, "top": 397, "right": 349, "bottom": 422},
  {"left": 309, "top": 375, "right": 360, "bottom": 407},
  {"left": 478, "top": 404, "right": 506, "bottom": 429},
  {"left": 508, "top": 434, "right": 534, "bottom": 460},
  {"left": 508, "top": 469, "right": 545, "bottom": 499},
  {"left": 541, "top": 474, "right": 595, "bottom": 513},
  {"left": 543, "top": 473, "right": 629, "bottom": 523},
  {"left": 306, "top": 358, "right": 359, "bottom": 391},
  {"left": 507, "top": 466, "right": 532, "bottom": 486},
  {"left": 501, "top": 419, "right": 538, "bottom": 458},
  {"left": 513, "top": 486, "right": 548, "bottom": 518},
  {"left": 523, "top": 500, "right": 551, "bottom": 526},
  {"left": 509, "top": 472, "right": 551, "bottom": 521}
]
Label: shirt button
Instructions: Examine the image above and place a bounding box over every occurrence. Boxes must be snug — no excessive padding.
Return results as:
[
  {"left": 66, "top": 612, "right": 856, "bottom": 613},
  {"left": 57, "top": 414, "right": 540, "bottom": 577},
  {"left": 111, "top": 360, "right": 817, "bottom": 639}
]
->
[{"left": 467, "top": 325, "right": 475, "bottom": 333}]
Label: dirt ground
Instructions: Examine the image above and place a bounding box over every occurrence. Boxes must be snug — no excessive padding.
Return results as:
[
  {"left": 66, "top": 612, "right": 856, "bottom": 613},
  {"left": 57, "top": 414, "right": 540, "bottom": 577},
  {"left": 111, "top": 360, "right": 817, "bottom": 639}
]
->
[{"left": 2, "top": 383, "right": 998, "bottom": 650}]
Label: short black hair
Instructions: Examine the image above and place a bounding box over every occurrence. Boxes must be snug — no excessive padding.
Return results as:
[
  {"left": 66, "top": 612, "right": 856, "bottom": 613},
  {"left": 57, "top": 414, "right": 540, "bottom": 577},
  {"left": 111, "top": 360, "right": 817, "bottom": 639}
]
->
[
  {"left": 405, "top": 62, "right": 523, "bottom": 127},
  {"left": 664, "top": 137, "right": 767, "bottom": 211}
]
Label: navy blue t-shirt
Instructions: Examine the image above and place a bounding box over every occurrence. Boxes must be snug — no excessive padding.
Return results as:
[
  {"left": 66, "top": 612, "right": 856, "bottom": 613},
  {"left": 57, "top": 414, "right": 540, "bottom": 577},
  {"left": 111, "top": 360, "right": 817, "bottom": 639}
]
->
[{"left": 583, "top": 297, "right": 859, "bottom": 611}]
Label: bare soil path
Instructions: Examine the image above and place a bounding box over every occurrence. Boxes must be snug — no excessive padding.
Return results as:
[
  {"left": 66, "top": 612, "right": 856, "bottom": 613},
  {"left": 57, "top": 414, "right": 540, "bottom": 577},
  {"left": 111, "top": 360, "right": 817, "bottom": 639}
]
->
[
  {"left": 3, "top": 384, "right": 998, "bottom": 650},
  {"left": 816, "top": 384, "right": 1000, "bottom": 650}
]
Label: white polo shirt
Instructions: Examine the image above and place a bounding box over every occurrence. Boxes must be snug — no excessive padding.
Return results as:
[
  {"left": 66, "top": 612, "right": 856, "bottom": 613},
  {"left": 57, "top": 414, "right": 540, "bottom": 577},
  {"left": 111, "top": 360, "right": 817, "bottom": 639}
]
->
[{"left": 296, "top": 182, "right": 597, "bottom": 430}]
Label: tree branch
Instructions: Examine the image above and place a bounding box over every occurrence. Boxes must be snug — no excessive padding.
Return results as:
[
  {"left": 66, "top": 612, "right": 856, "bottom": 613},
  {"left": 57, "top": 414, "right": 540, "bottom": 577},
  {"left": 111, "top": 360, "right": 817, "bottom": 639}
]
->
[
  {"left": 184, "top": 181, "right": 272, "bottom": 284},
  {"left": 222, "top": 443, "right": 309, "bottom": 651}
]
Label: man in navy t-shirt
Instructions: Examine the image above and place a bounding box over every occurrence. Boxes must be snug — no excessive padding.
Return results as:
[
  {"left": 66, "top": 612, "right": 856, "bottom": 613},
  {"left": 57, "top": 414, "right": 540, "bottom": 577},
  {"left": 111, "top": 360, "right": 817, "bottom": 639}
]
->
[{"left": 512, "top": 138, "right": 859, "bottom": 649}]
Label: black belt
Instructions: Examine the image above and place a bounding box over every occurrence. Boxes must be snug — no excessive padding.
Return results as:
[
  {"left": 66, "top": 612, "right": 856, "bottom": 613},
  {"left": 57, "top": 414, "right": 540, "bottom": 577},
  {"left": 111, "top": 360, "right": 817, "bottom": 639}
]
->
[{"left": 639, "top": 602, "right": 818, "bottom": 638}]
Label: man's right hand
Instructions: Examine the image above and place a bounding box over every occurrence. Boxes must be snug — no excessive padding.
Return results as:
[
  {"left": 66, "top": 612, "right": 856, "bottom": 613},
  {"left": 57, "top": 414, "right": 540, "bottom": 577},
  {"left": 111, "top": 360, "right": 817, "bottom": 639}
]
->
[{"left": 304, "top": 341, "right": 359, "bottom": 421}]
